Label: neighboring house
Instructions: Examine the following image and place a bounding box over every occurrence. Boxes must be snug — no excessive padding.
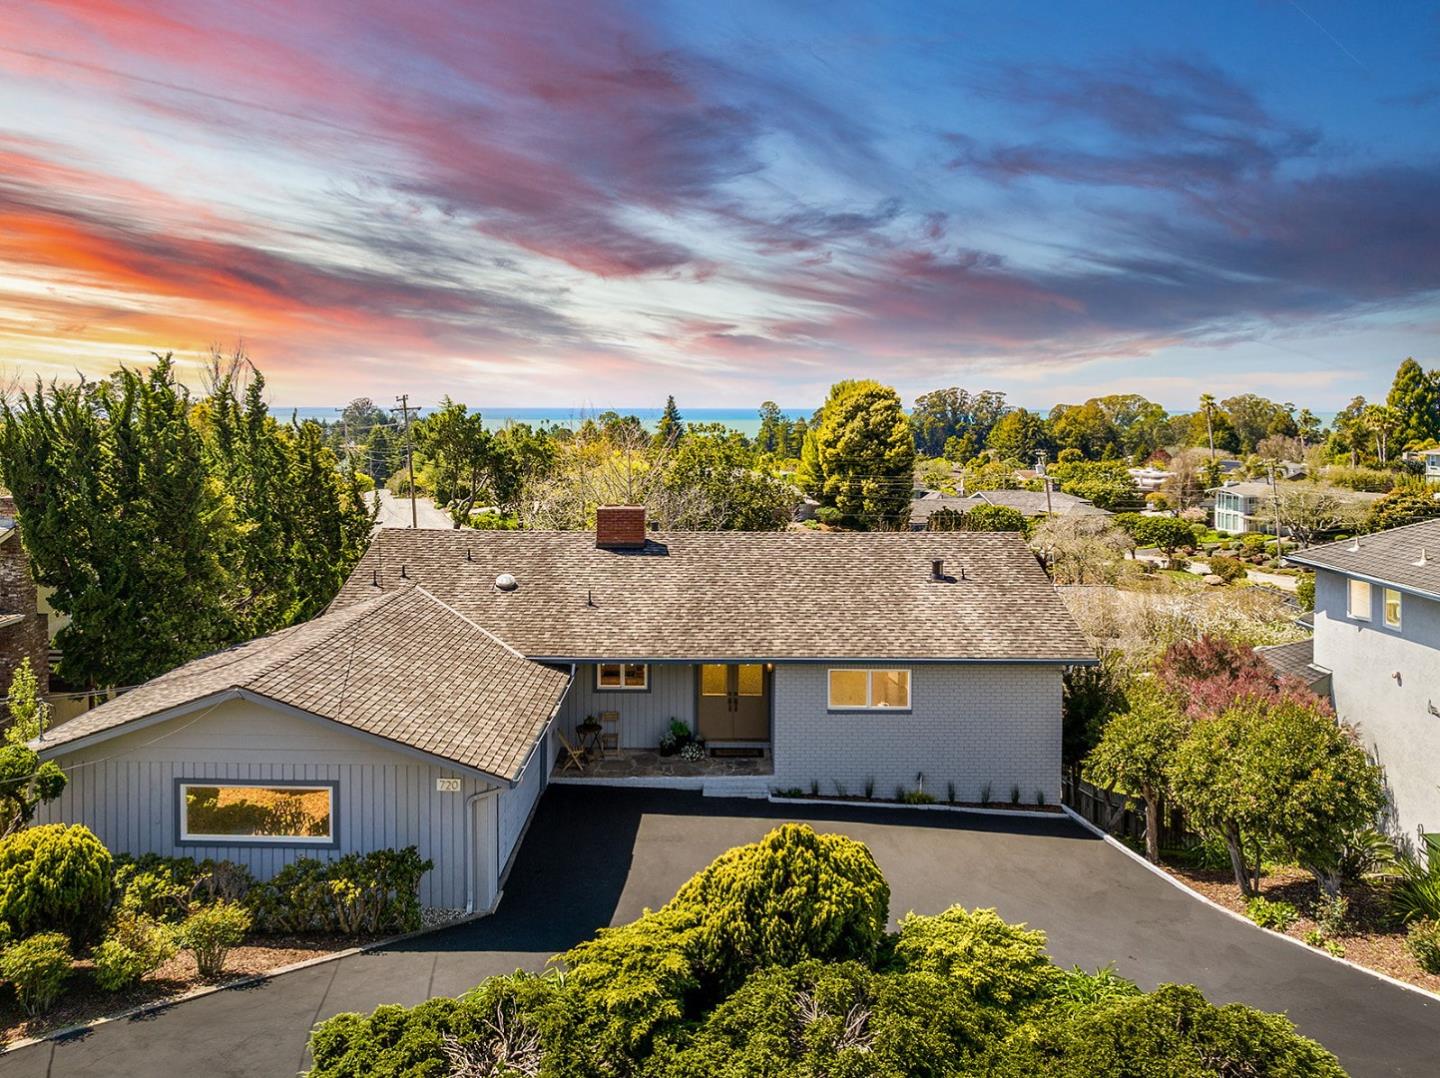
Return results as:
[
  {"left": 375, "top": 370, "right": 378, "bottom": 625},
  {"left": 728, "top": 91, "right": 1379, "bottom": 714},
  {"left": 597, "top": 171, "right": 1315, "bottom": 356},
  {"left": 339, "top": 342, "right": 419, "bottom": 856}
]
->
[
  {"left": 32, "top": 506, "right": 1093, "bottom": 915},
  {"left": 0, "top": 496, "right": 49, "bottom": 714},
  {"left": 1424, "top": 451, "right": 1440, "bottom": 483},
  {"left": 1129, "top": 466, "right": 1173, "bottom": 493},
  {"left": 908, "top": 488, "right": 1109, "bottom": 529},
  {"left": 1209, "top": 481, "right": 1279, "bottom": 535},
  {"left": 1287, "top": 520, "right": 1440, "bottom": 848},
  {"left": 1254, "top": 638, "right": 1330, "bottom": 697}
]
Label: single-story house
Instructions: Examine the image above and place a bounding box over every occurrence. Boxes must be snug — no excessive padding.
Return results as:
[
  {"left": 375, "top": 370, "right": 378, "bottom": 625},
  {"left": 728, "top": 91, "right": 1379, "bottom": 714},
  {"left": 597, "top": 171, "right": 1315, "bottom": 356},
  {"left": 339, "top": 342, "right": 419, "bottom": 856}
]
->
[
  {"left": 32, "top": 507, "right": 1093, "bottom": 915},
  {"left": 909, "top": 488, "right": 1109, "bottom": 529}
]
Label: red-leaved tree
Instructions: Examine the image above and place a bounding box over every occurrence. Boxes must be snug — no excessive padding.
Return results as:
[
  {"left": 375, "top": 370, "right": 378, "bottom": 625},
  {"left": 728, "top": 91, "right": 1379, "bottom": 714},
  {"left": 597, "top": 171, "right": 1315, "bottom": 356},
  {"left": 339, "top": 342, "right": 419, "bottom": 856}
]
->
[{"left": 1157, "top": 635, "right": 1329, "bottom": 719}]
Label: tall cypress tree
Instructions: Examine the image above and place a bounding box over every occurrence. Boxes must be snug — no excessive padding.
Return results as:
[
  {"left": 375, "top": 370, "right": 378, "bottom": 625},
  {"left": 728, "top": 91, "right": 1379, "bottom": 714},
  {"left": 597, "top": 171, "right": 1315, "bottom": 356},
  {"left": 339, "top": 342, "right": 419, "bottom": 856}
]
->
[
  {"left": 656, "top": 396, "right": 684, "bottom": 449},
  {"left": 1386, "top": 357, "right": 1440, "bottom": 447},
  {"left": 798, "top": 380, "right": 916, "bottom": 528}
]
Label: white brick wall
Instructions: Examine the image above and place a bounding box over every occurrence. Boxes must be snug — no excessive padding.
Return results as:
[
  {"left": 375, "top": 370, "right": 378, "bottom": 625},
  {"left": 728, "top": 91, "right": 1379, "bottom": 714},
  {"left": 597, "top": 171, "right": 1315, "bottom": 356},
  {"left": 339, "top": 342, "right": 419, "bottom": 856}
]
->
[{"left": 771, "top": 663, "right": 1062, "bottom": 804}]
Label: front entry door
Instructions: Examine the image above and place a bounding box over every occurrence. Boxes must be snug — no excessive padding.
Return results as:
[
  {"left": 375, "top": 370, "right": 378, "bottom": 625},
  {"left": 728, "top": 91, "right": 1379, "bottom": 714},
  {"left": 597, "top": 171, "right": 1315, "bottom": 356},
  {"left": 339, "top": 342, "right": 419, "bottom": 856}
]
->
[{"left": 697, "top": 664, "right": 769, "bottom": 742}]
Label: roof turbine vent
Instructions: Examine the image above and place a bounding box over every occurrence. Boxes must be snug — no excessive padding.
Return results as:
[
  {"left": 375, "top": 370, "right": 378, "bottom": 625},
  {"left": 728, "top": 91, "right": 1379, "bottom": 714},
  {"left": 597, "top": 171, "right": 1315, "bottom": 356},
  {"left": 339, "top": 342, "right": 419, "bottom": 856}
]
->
[{"left": 494, "top": 572, "right": 519, "bottom": 593}]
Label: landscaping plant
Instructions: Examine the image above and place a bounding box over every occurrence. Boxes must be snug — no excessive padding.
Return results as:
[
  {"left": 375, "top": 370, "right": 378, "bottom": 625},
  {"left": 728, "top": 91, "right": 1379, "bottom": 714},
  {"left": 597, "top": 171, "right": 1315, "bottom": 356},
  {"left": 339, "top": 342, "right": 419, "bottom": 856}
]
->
[
  {"left": 307, "top": 826, "right": 1343, "bottom": 1078},
  {"left": 1405, "top": 920, "right": 1440, "bottom": 975},
  {"left": 1083, "top": 682, "right": 1188, "bottom": 862},
  {"left": 0, "top": 823, "right": 113, "bottom": 945},
  {"left": 1391, "top": 835, "right": 1440, "bottom": 925},
  {"left": 1246, "top": 897, "right": 1299, "bottom": 933},
  {"left": 0, "top": 932, "right": 71, "bottom": 1016},
  {"left": 180, "top": 900, "right": 252, "bottom": 979},
  {"left": 93, "top": 912, "right": 180, "bottom": 991},
  {"left": 252, "top": 847, "right": 432, "bottom": 935}
]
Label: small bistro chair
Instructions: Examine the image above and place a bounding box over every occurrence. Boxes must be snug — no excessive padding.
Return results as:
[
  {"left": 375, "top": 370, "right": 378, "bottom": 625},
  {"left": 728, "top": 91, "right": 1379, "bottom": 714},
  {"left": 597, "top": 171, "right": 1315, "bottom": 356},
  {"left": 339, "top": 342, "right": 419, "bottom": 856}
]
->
[
  {"left": 555, "top": 729, "right": 588, "bottom": 774},
  {"left": 598, "top": 710, "right": 621, "bottom": 758}
]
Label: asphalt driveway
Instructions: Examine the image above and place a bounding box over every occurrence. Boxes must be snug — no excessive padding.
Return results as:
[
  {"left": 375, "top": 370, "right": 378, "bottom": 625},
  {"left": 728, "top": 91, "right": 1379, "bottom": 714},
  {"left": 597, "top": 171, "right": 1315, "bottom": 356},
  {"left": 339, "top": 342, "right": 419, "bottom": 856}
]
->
[{"left": 4, "top": 787, "right": 1437, "bottom": 1077}]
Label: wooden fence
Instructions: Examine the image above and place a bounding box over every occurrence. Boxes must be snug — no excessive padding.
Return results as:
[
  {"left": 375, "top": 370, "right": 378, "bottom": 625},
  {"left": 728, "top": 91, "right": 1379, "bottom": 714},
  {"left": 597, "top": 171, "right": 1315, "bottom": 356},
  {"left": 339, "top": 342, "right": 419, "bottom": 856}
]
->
[{"left": 1062, "top": 771, "right": 1201, "bottom": 853}]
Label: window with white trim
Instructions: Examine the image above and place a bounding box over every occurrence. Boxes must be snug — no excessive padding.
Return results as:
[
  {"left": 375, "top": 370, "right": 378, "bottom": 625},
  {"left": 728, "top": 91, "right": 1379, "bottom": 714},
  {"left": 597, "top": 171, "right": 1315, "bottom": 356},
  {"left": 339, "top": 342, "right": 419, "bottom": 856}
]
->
[
  {"left": 1347, "top": 578, "right": 1371, "bottom": 621},
  {"left": 180, "top": 783, "right": 333, "bottom": 843},
  {"left": 596, "top": 662, "right": 648, "bottom": 690},
  {"left": 827, "top": 669, "right": 910, "bottom": 710},
  {"left": 1384, "top": 588, "right": 1402, "bottom": 629}
]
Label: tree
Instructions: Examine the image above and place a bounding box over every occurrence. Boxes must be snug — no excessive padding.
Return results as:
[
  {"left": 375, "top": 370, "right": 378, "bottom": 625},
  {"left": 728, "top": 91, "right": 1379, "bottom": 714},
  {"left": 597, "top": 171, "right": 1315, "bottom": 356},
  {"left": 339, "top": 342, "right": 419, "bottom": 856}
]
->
[
  {"left": 1120, "top": 515, "right": 1195, "bottom": 563},
  {"left": 1061, "top": 653, "right": 1128, "bottom": 771},
  {"left": 654, "top": 426, "right": 795, "bottom": 530},
  {"left": 927, "top": 504, "right": 1026, "bottom": 532},
  {"left": 755, "top": 402, "right": 786, "bottom": 455},
  {"left": 1386, "top": 357, "right": 1440, "bottom": 448},
  {"left": 1364, "top": 486, "right": 1440, "bottom": 532},
  {"left": 1275, "top": 488, "right": 1350, "bottom": 548},
  {"left": 1199, "top": 393, "right": 1217, "bottom": 456},
  {"left": 415, "top": 398, "right": 498, "bottom": 527},
  {"left": 1222, "top": 394, "right": 1296, "bottom": 454},
  {"left": 1155, "top": 634, "right": 1318, "bottom": 719},
  {"left": 364, "top": 423, "right": 396, "bottom": 483},
  {"left": 797, "top": 381, "right": 915, "bottom": 528},
  {"left": 1029, "top": 515, "right": 1134, "bottom": 584},
  {"left": 911, "top": 387, "right": 1008, "bottom": 458},
  {"left": 1084, "top": 684, "right": 1189, "bottom": 861},
  {"left": 1296, "top": 409, "right": 1324, "bottom": 453},
  {"left": 985, "top": 408, "right": 1046, "bottom": 462},
  {"left": 655, "top": 396, "right": 683, "bottom": 449},
  {"left": 0, "top": 660, "right": 65, "bottom": 836},
  {"left": 0, "top": 358, "right": 236, "bottom": 688},
  {"left": 1169, "top": 697, "right": 1384, "bottom": 896},
  {"left": 1045, "top": 459, "right": 1140, "bottom": 511},
  {"left": 338, "top": 397, "right": 386, "bottom": 445}
]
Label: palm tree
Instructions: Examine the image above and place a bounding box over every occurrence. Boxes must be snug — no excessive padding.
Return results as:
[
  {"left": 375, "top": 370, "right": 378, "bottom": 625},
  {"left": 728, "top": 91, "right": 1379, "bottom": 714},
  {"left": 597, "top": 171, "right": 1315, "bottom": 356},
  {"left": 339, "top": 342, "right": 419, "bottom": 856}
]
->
[{"left": 1199, "top": 394, "right": 1217, "bottom": 457}]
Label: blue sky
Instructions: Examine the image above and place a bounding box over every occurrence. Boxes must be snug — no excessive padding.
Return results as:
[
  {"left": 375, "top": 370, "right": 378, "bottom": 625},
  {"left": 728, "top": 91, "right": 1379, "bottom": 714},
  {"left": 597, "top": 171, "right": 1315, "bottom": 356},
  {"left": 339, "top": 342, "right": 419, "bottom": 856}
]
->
[{"left": 0, "top": 0, "right": 1435, "bottom": 410}]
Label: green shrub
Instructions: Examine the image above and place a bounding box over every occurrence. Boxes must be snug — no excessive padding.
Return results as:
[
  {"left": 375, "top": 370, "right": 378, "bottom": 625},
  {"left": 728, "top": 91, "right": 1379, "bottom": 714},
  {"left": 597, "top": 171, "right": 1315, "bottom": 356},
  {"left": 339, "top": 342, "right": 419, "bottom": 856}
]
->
[
  {"left": 1406, "top": 919, "right": 1440, "bottom": 974},
  {"left": 0, "top": 932, "right": 71, "bottom": 1015},
  {"left": 113, "top": 855, "right": 255, "bottom": 922},
  {"left": 1207, "top": 554, "right": 1248, "bottom": 583},
  {"left": 180, "top": 900, "right": 252, "bottom": 979},
  {"left": 252, "top": 847, "right": 431, "bottom": 935},
  {"left": 0, "top": 824, "right": 113, "bottom": 946},
  {"left": 1392, "top": 835, "right": 1440, "bottom": 924},
  {"left": 1246, "top": 897, "right": 1299, "bottom": 932},
  {"left": 981, "top": 983, "right": 1345, "bottom": 1076},
  {"left": 93, "top": 912, "right": 179, "bottom": 991},
  {"left": 894, "top": 906, "right": 1061, "bottom": 1012},
  {"left": 900, "top": 790, "right": 936, "bottom": 805},
  {"left": 1312, "top": 894, "right": 1349, "bottom": 938},
  {"left": 1296, "top": 573, "right": 1316, "bottom": 612},
  {"left": 668, "top": 823, "right": 890, "bottom": 995}
]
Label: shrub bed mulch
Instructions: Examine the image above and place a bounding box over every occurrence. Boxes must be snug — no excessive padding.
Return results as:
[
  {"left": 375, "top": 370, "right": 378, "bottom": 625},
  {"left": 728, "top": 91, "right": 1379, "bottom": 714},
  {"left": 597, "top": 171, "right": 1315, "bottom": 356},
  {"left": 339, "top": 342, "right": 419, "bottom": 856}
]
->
[
  {"left": 1164, "top": 863, "right": 1440, "bottom": 995},
  {"left": 0, "top": 933, "right": 383, "bottom": 1048}
]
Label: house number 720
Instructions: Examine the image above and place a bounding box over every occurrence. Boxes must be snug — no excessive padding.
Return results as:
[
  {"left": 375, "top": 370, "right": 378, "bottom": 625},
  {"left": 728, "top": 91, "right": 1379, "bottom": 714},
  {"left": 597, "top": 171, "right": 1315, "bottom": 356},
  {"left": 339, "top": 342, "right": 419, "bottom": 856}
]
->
[{"left": 436, "top": 777, "right": 462, "bottom": 793}]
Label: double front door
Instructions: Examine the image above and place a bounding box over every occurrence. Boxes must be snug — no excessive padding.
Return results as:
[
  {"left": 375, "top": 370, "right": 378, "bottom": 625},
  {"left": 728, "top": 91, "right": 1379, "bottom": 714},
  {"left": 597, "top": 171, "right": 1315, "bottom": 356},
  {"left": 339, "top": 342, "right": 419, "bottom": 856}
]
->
[{"left": 697, "top": 663, "right": 770, "bottom": 741}]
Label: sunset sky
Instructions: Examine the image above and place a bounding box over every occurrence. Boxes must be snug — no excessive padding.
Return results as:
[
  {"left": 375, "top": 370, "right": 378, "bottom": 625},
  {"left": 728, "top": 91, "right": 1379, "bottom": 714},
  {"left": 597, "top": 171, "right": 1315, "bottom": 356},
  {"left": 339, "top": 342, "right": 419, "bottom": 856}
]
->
[{"left": 1, "top": 1, "right": 1437, "bottom": 409}]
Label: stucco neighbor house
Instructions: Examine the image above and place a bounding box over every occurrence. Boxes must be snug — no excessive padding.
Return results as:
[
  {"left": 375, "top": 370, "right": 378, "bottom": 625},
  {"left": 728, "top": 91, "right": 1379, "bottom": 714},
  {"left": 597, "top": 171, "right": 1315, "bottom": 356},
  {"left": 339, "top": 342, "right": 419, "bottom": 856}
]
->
[
  {"left": 31, "top": 506, "right": 1093, "bottom": 916},
  {"left": 1287, "top": 519, "right": 1440, "bottom": 849}
]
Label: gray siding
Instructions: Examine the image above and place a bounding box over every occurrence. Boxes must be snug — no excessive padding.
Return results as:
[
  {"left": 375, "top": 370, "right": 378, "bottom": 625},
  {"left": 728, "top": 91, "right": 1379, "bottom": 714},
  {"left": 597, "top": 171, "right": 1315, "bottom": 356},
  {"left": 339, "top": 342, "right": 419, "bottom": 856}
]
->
[
  {"left": 557, "top": 663, "right": 695, "bottom": 747},
  {"left": 34, "top": 699, "right": 500, "bottom": 911},
  {"left": 499, "top": 739, "right": 546, "bottom": 874},
  {"left": 771, "top": 663, "right": 1062, "bottom": 804},
  {"left": 1313, "top": 568, "right": 1440, "bottom": 846}
]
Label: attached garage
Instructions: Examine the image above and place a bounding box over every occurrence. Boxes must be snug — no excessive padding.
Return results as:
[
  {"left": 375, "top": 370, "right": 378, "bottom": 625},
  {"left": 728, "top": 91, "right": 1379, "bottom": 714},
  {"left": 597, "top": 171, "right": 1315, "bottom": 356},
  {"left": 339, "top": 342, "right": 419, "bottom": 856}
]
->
[{"left": 32, "top": 588, "right": 571, "bottom": 915}]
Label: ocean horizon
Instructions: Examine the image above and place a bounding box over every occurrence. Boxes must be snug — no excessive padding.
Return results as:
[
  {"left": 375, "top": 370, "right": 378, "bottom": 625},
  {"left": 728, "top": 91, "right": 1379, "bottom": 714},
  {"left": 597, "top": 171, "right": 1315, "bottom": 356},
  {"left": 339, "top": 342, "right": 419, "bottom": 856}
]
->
[{"left": 276, "top": 405, "right": 807, "bottom": 437}]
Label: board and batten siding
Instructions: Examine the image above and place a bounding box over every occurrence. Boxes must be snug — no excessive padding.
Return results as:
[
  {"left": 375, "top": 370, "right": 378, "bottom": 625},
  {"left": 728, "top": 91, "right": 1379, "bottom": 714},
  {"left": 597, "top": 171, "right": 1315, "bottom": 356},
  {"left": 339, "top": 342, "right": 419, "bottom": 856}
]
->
[
  {"left": 33, "top": 698, "right": 508, "bottom": 911},
  {"left": 498, "top": 739, "right": 546, "bottom": 874},
  {"left": 770, "top": 662, "right": 1063, "bottom": 804},
  {"left": 557, "top": 663, "right": 695, "bottom": 747}
]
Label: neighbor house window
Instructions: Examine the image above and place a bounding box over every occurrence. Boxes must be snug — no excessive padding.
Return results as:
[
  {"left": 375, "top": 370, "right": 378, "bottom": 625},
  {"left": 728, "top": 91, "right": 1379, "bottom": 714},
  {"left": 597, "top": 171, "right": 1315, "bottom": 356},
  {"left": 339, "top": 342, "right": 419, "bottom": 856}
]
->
[
  {"left": 1384, "top": 589, "right": 1402, "bottom": 629},
  {"left": 596, "top": 662, "right": 648, "bottom": 690},
  {"left": 827, "top": 669, "right": 910, "bottom": 710},
  {"left": 179, "top": 783, "right": 334, "bottom": 844},
  {"left": 1347, "top": 579, "right": 1372, "bottom": 621}
]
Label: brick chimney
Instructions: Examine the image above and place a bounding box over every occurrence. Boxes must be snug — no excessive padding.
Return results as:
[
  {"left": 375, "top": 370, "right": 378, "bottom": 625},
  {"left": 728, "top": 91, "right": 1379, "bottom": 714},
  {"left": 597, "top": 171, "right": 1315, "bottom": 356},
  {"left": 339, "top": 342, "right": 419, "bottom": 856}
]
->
[{"left": 596, "top": 505, "right": 648, "bottom": 549}]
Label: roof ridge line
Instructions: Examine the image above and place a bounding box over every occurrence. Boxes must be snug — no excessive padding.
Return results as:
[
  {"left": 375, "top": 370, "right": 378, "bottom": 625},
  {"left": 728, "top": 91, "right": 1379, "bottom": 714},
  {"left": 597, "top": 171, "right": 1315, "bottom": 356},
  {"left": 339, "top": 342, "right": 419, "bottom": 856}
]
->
[
  {"left": 230, "top": 589, "right": 405, "bottom": 690},
  {"left": 411, "top": 584, "right": 532, "bottom": 661}
]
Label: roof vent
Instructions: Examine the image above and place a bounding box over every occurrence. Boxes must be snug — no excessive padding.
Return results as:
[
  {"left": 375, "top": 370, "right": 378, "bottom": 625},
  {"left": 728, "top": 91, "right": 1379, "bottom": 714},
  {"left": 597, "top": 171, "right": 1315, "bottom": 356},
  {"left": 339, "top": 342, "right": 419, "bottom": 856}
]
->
[
  {"left": 1348, "top": 538, "right": 1360, "bottom": 552},
  {"left": 931, "top": 558, "right": 946, "bottom": 581},
  {"left": 495, "top": 572, "right": 518, "bottom": 592},
  {"left": 1415, "top": 548, "right": 1429, "bottom": 567}
]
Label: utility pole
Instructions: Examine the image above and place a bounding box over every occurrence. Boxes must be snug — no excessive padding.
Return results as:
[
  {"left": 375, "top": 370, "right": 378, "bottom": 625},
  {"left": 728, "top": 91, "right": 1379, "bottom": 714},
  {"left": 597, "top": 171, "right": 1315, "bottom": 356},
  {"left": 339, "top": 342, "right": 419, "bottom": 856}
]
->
[
  {"left": 1036, "top": 450, "right": 1053, "bottom": 516},
  {"left": 1268, "top": 460, "right": 1283, "bottom": 557},
  {"left": 393, "top": 395, "right": 418, "bottom": 528}
]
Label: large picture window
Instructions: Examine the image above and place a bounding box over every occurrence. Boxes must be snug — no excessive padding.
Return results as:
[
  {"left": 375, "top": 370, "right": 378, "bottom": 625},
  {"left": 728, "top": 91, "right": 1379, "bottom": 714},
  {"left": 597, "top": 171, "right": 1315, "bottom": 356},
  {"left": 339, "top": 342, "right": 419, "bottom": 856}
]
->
[
  {"left": 179, "top": 782, "right": 335, "bottom": 844},
  {"left": 596, "top": 662, "right": 648, "bottom": 690},
  {"left": 827, "top": 669, "right": 910, "bottom": 710}
]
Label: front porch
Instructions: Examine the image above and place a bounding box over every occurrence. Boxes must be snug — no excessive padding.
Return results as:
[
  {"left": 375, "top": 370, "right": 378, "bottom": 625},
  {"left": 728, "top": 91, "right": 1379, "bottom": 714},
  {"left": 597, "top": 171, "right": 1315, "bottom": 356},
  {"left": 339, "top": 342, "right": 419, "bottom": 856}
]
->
[{"left": 549, "top": 746, "right": 774, "bottom": 798}]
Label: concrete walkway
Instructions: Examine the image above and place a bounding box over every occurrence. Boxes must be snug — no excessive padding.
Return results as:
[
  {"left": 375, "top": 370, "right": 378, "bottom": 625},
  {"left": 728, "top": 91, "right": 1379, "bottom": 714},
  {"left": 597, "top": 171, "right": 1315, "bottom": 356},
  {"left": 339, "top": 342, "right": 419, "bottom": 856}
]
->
[
  {"left": 6, "top": 788, "right": 1435, "bottom": 1077},
  {"left": 369, "top": 489, "right": 453, "bottom": 530}
]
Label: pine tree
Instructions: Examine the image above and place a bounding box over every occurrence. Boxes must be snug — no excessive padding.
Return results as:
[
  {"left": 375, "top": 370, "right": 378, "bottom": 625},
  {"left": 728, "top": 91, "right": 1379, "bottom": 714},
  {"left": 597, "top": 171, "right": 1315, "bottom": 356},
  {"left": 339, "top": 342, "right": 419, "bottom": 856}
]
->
[
  {"left": 1386, "top": 357, "right": 1440, "bottom": 447},
  {"left": 656, "top": 396, "right": 683, "bottom": 449},
  {"left": 756, "top": 402, "right": 785, "bottom": 455},
  {"left": 798, "top": 381, "right": 915, "bottom": 528}
]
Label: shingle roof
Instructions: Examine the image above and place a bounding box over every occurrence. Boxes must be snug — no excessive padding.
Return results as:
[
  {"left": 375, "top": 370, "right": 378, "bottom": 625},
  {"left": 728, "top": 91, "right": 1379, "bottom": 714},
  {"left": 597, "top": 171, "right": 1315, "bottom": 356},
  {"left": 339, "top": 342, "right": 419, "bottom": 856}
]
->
[
  {"left": 1254, "top": 638, "right": 1326, "bottom": 685},
  {"left": 35, "top": 587, "right": 572, "bottom": 781},
  {"left": 333, "top": 529, "right": 1093, "bottom": 663},
  {"left": 1286, "top": 518, "right": 1440, "bottom": 599},
  {"left": 908, "top": 488, "right": 1106, "bottom": 525}
]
